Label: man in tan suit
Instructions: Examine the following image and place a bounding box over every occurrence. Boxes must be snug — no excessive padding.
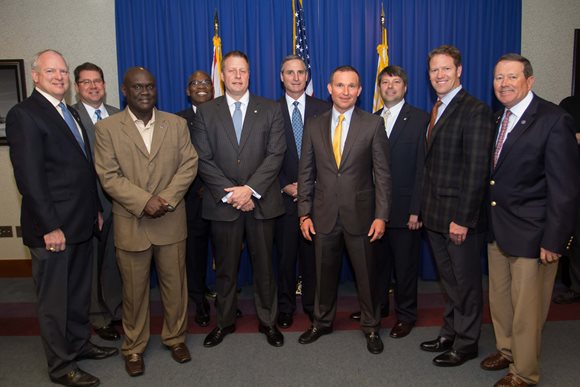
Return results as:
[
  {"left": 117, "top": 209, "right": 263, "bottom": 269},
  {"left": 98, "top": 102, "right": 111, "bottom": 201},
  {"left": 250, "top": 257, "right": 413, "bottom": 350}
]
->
[{"left": 95, "top": 67, "right": 198, "bottom": 377}]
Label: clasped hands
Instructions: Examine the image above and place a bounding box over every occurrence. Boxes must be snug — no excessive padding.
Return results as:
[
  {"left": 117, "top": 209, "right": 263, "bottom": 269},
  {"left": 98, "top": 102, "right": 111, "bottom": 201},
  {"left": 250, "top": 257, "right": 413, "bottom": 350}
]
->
[
  {"left": 225, "top": 185, "right": 255, "bottom": 212},
  {"left": 144, "top": 195, "right": 172, "bottom": 218},
  {"left": 300, "top": 217, "right": 386, "bottom": 242}
]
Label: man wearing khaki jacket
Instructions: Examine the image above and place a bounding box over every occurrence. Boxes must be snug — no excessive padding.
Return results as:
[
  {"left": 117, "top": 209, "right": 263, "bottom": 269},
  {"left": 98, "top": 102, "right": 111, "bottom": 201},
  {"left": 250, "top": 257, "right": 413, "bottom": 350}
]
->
[{"left": 95, "top": 67, "right": 198, "bottom": 377}]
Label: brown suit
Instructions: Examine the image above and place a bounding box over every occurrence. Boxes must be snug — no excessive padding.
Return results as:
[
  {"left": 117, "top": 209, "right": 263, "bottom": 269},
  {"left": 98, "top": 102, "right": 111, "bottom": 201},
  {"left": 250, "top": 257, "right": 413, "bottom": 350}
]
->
[
  {"left": 297, "top": 107, "right": 391, "bottom": 332},
  {"left": 95, "top": 108, "right": 198, "bottom": 355}
]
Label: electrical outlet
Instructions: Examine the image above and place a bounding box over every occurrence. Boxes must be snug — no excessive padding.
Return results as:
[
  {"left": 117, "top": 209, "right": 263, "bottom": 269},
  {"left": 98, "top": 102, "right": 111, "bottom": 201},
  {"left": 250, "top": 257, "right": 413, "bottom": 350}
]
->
[{"left": 0, "top": 226, "right": 13, "bottom": 238}]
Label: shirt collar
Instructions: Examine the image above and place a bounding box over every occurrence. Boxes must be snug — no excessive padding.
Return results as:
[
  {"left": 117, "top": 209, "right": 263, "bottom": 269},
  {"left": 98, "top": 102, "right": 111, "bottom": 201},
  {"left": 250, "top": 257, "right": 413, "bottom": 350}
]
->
[
  {"left": 332, "top": 106, "right": 355, "bottom": 124},
  {"left": 382, "top": 98, "right": 405, "bottom": 115},
  {"left": 439, "top": 85, "right": 463, "bottom": 106},
  {"left": 505, "top": 91, "right": 534, "bottom": 119},
  {"left": 225, "top": 90, "right": 250, "bottom": 107},
  {"left": 35, "top": 87, "right": 63, "bottom": 108},
  {"left": 127, "top": 106, "right": 156, "bottom": 126}
]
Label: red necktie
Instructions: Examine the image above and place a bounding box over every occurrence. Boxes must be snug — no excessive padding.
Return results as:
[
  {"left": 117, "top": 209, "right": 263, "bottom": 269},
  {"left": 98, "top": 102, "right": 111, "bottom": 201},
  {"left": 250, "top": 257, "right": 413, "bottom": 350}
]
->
[
  {"left": 493, "top": 110, "right": 512, "bottom": 167},
  {"left": 427, "top": 100, "right": 442, "bottom": 143}
]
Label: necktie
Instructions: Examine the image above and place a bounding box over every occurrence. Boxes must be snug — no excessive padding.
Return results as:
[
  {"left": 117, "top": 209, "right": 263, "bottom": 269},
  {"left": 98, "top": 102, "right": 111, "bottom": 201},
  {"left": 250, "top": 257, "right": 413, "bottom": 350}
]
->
[
  {"left": 59, "top": 102, "right": 86, "bottom": 157},
  {"left": 292, "top": 101, "right": 303, "bottom": 157},
  {"left": 333, "top": 114, "right": 345, "bottom": 167},
  {"left": 493, "top": 110, "right": 512, "bottom": 167},
  {"left": 95, "top": 109, "right": 102, "bottom": 121},
  {"left": 427, "top": 99, "right": 442, "bottom": 143},
  {"left": 382, "top": 109, "right": 392, "bottom": 137},
  {"left": 233, "top": 101, "right": 242, "bottom": 144}
]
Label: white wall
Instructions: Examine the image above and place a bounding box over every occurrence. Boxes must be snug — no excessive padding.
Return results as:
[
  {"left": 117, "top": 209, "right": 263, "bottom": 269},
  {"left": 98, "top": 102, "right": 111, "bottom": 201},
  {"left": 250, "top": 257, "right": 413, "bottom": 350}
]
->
[
  {"left": 0, "top": 0, "right": 578, "bottom": 259},
  {"left": 522, "top": 0, "right": 580, "bottom": 104},
  {"left": 0, "top": 0, "right": 118, "bottom": 259}
]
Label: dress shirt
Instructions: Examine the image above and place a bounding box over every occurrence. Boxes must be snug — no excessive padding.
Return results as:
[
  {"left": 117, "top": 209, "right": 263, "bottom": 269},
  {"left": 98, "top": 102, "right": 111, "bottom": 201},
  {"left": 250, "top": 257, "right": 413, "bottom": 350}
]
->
[
  {"left": 127, "top": 107, "right": 156, "bottom": 153},
  {"left": 36, "top": 87, "right": 84, "bottom": 141},
  {"left": 191, "top": 104, "right": 197, "bottom": 114},
  {"left": 225, "top": 91, "right": 250, "bottom": 124},
  {"left": 285, "top": 92, "right": 306, "bottom": 119},
  {"left": 435, "top": 85, "right": 463, "bottom": 124},
  {"left": 331, "top": 106, "right": 354, "bottom": 153},
  {"left": 382, "top": 98, "right": 405, "bottom": 137},
  {"left": 83, "top": 102, "right": 110, "bottom": 124},
  {"left": 495, "top": 91, "right": 534, "bottom": 145}
]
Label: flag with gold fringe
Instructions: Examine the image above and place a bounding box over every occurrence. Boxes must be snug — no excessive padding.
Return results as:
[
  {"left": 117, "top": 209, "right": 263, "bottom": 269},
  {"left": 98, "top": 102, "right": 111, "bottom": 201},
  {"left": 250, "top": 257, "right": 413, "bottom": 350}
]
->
[
  {"left": 211, "top": 9, "right": 224, "bottom": 98},
  {"left": 373, "top": 5, "right": 389, "bottom": 112},
  {"left": 293, "top": 0, "right": 313, "bottom": 95}
]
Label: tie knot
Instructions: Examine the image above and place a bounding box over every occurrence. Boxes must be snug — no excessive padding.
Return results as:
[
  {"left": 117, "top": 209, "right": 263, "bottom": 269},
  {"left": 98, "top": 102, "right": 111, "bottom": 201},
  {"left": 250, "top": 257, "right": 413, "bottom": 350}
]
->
[
  {"left": 504, "top": 109, "right": 511, "bottom": 118},
  {"left": 234, "top": 101, "right": 241, "bottom": 110},
  {"left": 293, "top": 101, "right": 299, "bottom": 108},
  {"left": 435, "top": 99, "right": 442, "bottom": 108},
  {"left": 338, "top": 114, "right": 345, "bottom": 124},
  {"left": 58, "top": 102, "right": 66, "bottom": 110},
  {"left": 95, "top": 109, "right": 102, "bottom": 120},
  {"left": 383, "top": 109, "right": 391, "bottom": 117}
]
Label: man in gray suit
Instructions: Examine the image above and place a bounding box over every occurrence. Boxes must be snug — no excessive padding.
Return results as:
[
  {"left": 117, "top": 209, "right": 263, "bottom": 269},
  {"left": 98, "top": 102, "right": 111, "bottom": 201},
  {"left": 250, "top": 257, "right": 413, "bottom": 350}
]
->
[
  {"left": 297, "top": 65, "right": 391, "bottom": 354},
  {"left": 73, "top": 62, "right": 122, "bottom": 341},
  {"left": 193, "top": 51, "right": 286, "bottom": 348}
]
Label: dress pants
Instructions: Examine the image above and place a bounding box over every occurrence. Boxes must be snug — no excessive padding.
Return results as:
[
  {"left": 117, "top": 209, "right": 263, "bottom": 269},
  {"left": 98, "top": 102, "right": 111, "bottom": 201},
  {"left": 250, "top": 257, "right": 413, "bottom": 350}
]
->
[
  {"left": 116, "top": 241, "right": 188, "bottom": 355},
  {"left": 314, "top": 219, "right": 380, "bottom": 333},
  {"left": 488, "top": 242, "right": 558, "bottom": 385},
  {"left": 185, "top": 189, "right": 211, "bottom": 305},
  {"left": 426, "top": 229, "right": 483, "bottom": 354},
  {"left": 29, "top": 241, "right": 93, "bottom": 378},
  {"left": 274, "top": 205, "right": 315, "bottom": 316},
  {"left": 211, "top": 214, "right": 277, "bottom": 328},
  {"left": 376, "top": 228, "right": 420, "bottom": 323}
]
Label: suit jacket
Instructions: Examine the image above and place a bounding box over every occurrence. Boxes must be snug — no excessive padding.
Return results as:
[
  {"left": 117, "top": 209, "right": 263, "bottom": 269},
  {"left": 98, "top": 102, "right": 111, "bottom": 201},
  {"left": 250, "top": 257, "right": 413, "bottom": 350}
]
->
[
  {"left": 375, "top": 103, "right": 429, "bottom": 228},
  {"left": 422, "top": 88, "right": 494, "bottom": 233},
  {"left": 6, "top": 89, "right": 100, "bottom": 247},
  {"left": 73, "top": 101, "right": 120, "bottom": 218},
  {"left": 177, "top": 106, "right": 205, "bottom": 208},
  {"left": 489, "top": 94, "right": 580, "bottom": 257},
  {"left": 94, "top": 108, "right": 198, "bottom": 251},
  {"left": 278, "top": 95, "right": 331, "bottom": 214},
  {"left": 192, "top": 94, "right": 286, "bottom": 221},
  {"left": 298, "top": 107, "right": 391, "bottom": 235}
]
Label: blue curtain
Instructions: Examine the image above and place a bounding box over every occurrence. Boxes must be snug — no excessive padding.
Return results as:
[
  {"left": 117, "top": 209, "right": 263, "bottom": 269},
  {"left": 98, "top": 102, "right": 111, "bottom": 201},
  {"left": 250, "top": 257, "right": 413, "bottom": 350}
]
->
[{"left": 115, "top": 0, "right": 521, "bottom": 283}]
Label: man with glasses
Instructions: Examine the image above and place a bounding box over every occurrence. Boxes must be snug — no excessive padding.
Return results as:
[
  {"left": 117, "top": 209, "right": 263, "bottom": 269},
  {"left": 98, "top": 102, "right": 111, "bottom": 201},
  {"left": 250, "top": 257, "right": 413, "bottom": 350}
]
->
[{"left": 73, "top": 62, "right": 122, "bottom": 342}]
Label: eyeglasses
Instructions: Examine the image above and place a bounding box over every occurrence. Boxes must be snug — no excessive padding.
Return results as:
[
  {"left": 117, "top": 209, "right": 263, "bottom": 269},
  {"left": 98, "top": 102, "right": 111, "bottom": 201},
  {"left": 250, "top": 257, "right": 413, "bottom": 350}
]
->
[
  {"left": 78, "top": 79, "right": 104, "bottom": 86},
  {"left": 189, "top": 79, "right": 212, "bottom": 86}
]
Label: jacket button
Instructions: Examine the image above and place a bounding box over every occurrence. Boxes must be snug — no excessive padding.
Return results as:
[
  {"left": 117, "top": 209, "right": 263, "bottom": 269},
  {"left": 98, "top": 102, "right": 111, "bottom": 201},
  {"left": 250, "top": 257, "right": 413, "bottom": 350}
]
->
[
  {"left": 491, "top": 201, "right": 497, "bottom": 207},
  {"left": 490, "top": 180, "right": 495, "bottom": 185},
  {"left": 237, "top": 160, "right": 241, "bottom": 164}
]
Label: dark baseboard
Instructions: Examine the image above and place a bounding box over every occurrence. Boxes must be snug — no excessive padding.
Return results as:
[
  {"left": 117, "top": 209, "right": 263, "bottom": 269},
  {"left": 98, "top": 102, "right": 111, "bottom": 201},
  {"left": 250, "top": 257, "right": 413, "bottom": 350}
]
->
[{"left": 0, "top": 259, "right": 32, "bottom": 277}]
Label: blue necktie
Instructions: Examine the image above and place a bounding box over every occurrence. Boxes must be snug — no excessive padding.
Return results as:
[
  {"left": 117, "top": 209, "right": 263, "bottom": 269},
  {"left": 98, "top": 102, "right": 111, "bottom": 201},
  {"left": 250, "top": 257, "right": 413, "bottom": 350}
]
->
[
  {"left": 233, "top": 101, "right": 242, "bottom": 144},
  {"left": 95, "top": 109, "right": 102, "bottom": 121},
  {"left": 59, "top": 102, "right": 86, "bottom": 157},
  {"left": 292, "top": 101, "right": 303, "bottom": 157}
]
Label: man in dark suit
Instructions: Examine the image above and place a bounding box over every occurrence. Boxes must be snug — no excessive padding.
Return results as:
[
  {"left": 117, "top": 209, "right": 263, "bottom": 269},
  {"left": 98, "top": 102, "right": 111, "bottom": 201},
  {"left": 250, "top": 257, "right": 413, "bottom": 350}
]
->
[
  {"left": 297, "top": 65, "right": 391, "bottom": 354},
  {"left": 177, "top": 70, "right": 214, "bottom": 327},
  {"left": 419, "top": 45, "right": 494, "bottom": 367},
  {"left": 72, "top": 62, "right": 122, "bottom": 341},
  {"left": 192, "top": 51, "right": 286, "bottom": 348},
  {"left": 275, "top": 55, "right": 330, "bottom": 328},
  {"left": 6, "top": 49, "right": 117, "bottom": 387},
  {"left": 351, "top": 65, "right": 428, "bottom": 338},
  {"left": 481, "top": 54, "right": 580, "bottom": 387},
  {"left": 95, "top": 67, "right": 198, "bottom": 376}
]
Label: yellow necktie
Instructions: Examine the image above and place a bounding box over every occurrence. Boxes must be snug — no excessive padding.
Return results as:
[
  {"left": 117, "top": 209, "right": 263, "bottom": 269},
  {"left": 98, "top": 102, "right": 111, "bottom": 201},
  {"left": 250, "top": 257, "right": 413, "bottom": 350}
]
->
[{"left": 333, "top": 114, "right": 345, "bottom": 167}]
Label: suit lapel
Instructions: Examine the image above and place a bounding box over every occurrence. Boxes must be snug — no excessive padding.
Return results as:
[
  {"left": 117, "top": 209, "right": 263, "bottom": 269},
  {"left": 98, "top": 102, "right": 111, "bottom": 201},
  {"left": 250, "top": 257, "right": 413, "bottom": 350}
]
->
[
  {"left": 340, "top": 108, "right": 362, "bottom": 168},
  {"left": 73, "top": 102, "right": 96, "bottom": 151},
  {"left": 319, "top": 111, "right": 336, "bottom": 169},
  {"left": 215, "top": 97, "right": 239, "bottom": 150},
  {"left": 149, "top": 112, "right": 167, "bottom": 160},
  {"left": 494, "top": 97, "right": 538, "bottom": 171},
  {"left": 239, "top": 96, "right": 259, "bottom": 152},
  {"left": 280, "top": 96, "right": 298, "bottom": 158},
  {"left": 426, "top": 89, "right": 464, "bottom": 153},
  {"left": 388, "top": 103, "right": 410, "bottom": 148},
  {"left": 120, "top": 109, "right": 150, "bottom": 158}
]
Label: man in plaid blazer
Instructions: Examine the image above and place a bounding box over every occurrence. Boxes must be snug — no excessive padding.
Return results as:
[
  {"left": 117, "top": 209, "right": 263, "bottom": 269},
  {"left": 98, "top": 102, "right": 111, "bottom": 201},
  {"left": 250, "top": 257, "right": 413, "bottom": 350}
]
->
[{"left": 419, "top": 45, "right": 494, "bottom": 367}]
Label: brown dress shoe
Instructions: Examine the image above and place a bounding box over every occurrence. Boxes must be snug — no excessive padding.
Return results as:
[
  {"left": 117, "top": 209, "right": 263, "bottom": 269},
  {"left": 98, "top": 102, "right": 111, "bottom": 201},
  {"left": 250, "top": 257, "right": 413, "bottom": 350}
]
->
[
  {"left": 389, "top": 321, "right": 414, "bottom": 338},
  {"left": 168, "top": 343, "right": 191, "bottom": 363},
  {"left": 481, "top": 352, "right": 511, "bottom": 371},
  {"left": 494, "top": 373, "right": 529, "bottom": 387},
  {"left": 125, "top": 353, "right": 144, "bottom": 377}
]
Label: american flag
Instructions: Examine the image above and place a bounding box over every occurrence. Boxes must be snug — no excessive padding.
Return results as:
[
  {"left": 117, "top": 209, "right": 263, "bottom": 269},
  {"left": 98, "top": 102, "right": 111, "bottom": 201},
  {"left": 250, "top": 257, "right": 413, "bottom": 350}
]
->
[{"left": 293, "top": 0, "right": 313, "bottom": 95}]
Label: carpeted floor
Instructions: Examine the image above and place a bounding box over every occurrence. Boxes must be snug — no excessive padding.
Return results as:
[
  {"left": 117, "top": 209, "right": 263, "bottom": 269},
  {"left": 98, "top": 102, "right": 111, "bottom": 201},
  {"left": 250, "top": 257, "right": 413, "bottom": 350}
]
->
[{"left": 1, "top": 278, "right": 579, "bottom": 386}]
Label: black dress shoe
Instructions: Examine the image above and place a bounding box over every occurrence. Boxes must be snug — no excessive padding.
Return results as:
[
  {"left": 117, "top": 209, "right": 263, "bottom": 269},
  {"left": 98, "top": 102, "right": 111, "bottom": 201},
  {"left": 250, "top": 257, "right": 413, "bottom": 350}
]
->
[
  {"left": 365, "top": 332, "right": 384, "bottom": 354},
  {"left": 390, "top": 321, "right": 414, "bottom": 338},
  {"left": 433, "top": 350, "right": 477, "bottom": 367},
  {"left": 77, "top": 343, "right": 118, "bottom": 360},
  {"left": 205, "top": 288, "right": 217, "bottom": 299},
  {"left": 194, "top": 299, "right": 210, "bottom": 327},
  {"left": 258, "top": 325, "right": 284, "bottom": 347},
  {"left": 236, "top": 308, "right": 243, "bottom": 318},
  {"left": 203, "top": 325, "right": 235, "bottom": 347},
  {"left": 93, "top": 324, "right": 120, "bottom": 341},
  {"left": 277, "top": 312, "right": 293, "bottom": 328},
  {"left": 50, "top": 368, "right": 100, "bottom": 387},
  {"left": 298, "top": 326, "right": 333, "bottom": 344},
  {"left": 420, "top": 336, "right": 454, "bottom": 352}
]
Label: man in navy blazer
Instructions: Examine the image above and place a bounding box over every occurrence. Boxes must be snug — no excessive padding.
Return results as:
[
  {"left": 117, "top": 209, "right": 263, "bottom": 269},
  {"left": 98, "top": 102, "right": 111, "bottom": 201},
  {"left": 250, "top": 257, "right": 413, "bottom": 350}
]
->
[
  {"left": 193, "top": 51, "right": 286, "bottom": 348},
  {"left": 481, "top": 54, "right": 580, "bottom": 387},
  {"left": 275, "top": 55, "right": 330, "bottom": 328},
  {"left": 351, "top": 65, "right": 428, "bottom": 338},
  {"left": 7, "top": 49, "right": 117, "bottom": 387}
]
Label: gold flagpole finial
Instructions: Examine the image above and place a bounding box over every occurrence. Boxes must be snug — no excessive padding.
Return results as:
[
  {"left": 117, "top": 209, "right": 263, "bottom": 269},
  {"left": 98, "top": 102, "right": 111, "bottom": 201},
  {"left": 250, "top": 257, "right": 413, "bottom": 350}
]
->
[{"left": 214, "top": 9, "right": 219, "bottom": 37}]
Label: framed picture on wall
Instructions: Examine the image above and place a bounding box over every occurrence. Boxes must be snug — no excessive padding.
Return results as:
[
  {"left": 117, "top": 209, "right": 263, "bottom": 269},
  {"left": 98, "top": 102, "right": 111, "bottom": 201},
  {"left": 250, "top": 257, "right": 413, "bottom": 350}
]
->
[{"left": 0, "top": 59, "right": 27, "bottom": 145}]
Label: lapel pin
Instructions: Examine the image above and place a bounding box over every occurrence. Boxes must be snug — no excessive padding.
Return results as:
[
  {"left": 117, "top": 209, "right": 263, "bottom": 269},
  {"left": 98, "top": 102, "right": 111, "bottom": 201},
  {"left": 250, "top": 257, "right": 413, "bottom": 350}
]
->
[
  {"left": 254, "top": 110, "right": 258, "bottom": 114},
  {"left": 521, "top": 120, "right": 526, "bottom": 125},
  {"left": 403, "top": 117, "right": 408, "bottom": 121}
]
